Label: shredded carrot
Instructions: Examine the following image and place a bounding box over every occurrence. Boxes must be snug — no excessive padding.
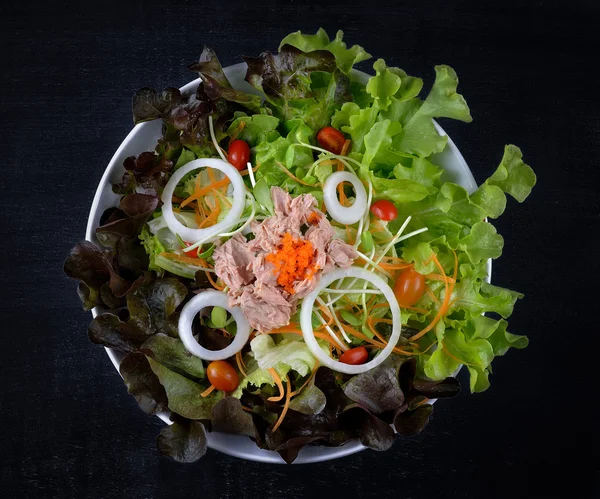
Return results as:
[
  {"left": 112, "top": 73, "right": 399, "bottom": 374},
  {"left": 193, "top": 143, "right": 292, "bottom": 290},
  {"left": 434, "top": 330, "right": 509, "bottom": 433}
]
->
[
  {"left": 206, "top": 271, "right": 225, "bottom": 291},
  {"left": 237, "top": 350, "right": 247, "bottom": 370},
  {"left": 186, "top": 171, "right": 205, "bottom": 217},
  {"left": 379, "top": 262, "right": 414, "bottom": 270},
  {"left": 371, "top": 317, "right": 394, "bottom": 325},
  {"left": 336, "top": 137, "right": 354, "bottom": 206},
  {"left": 290, "top": 359, "right": 320, "bottom": 397},
  {"left": 307, "top": 211, "right": 321, "bottom": 225},
  {"left": 265, "top": 233, "right": 318, "bottom": 294},
  {"left": 181, "top": 177, "right": 231, "bottom": 207},
  {"left": 425, "top": 272, "right": 456, "bottom": 284},
  {"left": 340, "top": 139, "right": 351, "bottom": 157},
  {"left": 363, "top": 319, "right": 388, "bottom": 344},
  {"left": 380, "top": 256, "right": 408, "bottom": 263},
  {"left": 425, "top": 285, "right": 440, "bottom": 305},
  {"left": 212, "top": 187, "right": 232, "bottom": 207},
  {"left": 239, "top": 163, "right": 260, "bottom": 176},
  {"left": 345, "top": 225, "right": 352, "bottom": 241},
  {"left": 272, "top": 375, "right": 292, "bottom": 432},
  {"left": 207, "top": 167, "right": 216, "bottom": 184},
  {"left": 342, "top": 323, "right": 415, "bottom": 356},
  {"left": 318, "top": 159, "right": 337, "bottom": 166},
  {"left": 442, "top": 250, "right": 458, "bottom": 316},
  {"left": 267, "top": 368, "right": 285, "bottom": 402},
  {"left": 316, "top": 304, "right": 335, "bottom": 328},
  {"left": 369, "top": 223, "right": 388, "bottom": 233},
  {"left": 413, "top": 397, "right": 431, "bottom": 408},
  {"left": 338, "top": 179, "right": 348, "bottom": 206},
  {"left": 409, "top": 253, "right": 452, "bottom": 341},
  {"left": 196, "top": 177, "right": 230, "bottom": 197},
  {"left": 194, "top": 206, "right": 203, "bottom": 227},
  {"left": 198, "top": 207, "right": 219, "bottom": 229},
  {"left": 403, "top": 305, "right": 430, "bottom": 314},
  {"left": 200, "top": 385, "right": 215, "bottom": 397},
  {"left": 369, "top": 303, "right": 391, "bottom": 312},
  {"left": 218, "top": 328, "right": 231, "bottom": 338},
  {"left": 241, "top": 405, "right": 253, "bottom": 413},
  {"left": 274, "top": 160, "right": 315, "bottom": 186},
  {"left": 235, "top": 350, "right": 248, "bottom": 378},
  {"left": 365, "top": 294, "right": 378, "bottom": 309},
  {"left": 159, "top": 252, "right": 211, "bottom": 267},
  {"left": 230, "top": 120, "right": 246, "bottom": 142},
  {"left": 266, "top": 327, "right": 340, "bottom": 348}
]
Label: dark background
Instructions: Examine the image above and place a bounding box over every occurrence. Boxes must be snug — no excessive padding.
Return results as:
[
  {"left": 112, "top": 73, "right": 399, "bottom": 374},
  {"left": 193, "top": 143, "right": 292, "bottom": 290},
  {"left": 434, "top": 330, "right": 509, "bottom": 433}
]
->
[{"left": 1, "top": 0, "right": 598, "bottom": 497}]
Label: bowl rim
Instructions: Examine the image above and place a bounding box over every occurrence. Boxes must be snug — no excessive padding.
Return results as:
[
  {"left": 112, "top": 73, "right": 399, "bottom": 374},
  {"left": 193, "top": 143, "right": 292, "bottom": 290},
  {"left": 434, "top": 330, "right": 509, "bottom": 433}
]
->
[{"left": 85, "top": 62, "right": 489, "bottom": 464}]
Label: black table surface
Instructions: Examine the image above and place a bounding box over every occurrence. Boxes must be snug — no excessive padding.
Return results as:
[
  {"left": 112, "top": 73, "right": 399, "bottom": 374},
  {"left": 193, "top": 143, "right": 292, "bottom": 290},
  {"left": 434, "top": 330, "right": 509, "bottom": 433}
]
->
[{"left": 1, "top": 0, "right": 598, "bottom": 497}]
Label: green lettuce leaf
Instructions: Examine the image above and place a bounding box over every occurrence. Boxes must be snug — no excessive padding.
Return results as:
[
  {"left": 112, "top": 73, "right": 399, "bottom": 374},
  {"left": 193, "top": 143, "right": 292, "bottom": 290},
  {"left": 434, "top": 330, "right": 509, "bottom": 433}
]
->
[
  {"left": 139, "top": 225, "right": 166, "bottom": 273},
  {"left": 279, "top": 28, "right": 371, "bottom": 74},
  {"left": 393, "top": 157, "right": 443, "bottom": 194},
  {"left": 288, "top": 379, "right": 326, "bottom": 415},
  {"left": 142, "top": 333, "right": 205, "bottom": 380},
  {"left": 126, "top": 278, "right": 188, "bottom": 337},
  {"left": 252, "top": 334, "right": 318, "bottom": 377},
  {"left": 366, "top": 59, "right": 402, "bottom": 111},
  {"left": 254, "top": 124, "right": 315, "bottom": 188},
  {"left": 244, "top": 45, "right": 351, "bottom": 131},
  {"left": 188, "top": 46, "right": 262, "bottom": 111},
  {"left": 147, "top": 356, "right": 222, "bottom": 420},
  {"left": 156, "top": 419, "right": 208, "bottom": 463},
  {"left": 211, "top": 397, "right": 257, "bottom": 437},
  {"left": 370, "top": 174, "right": 430, "bottom": 204},
  {"left": 456, "top": 222, "right": 504, "bottom": 264},
  {"left": 487, "top": 145, "right": 537, "bottom": 203},
  {"left": 394, "top": 65, "right": 472, "bottom": 157},
  {"left": 226, "top": 113, "right": 280, "bottom": 146},
  {"left": 452, "top": 279, "right": 523, "bottom": 319},
  {"left": 230, "top": 356, "right": 278, "bottom": 398},
  {"left": 119, "top": 352, "right": 168, "bottom": 415}
]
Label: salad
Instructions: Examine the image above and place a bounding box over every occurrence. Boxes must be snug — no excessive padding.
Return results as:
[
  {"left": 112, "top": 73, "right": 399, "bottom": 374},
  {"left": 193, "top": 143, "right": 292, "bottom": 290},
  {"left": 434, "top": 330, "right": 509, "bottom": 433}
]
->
[{"left": 64, "top": 29, "right": 536, "bottom": 464}]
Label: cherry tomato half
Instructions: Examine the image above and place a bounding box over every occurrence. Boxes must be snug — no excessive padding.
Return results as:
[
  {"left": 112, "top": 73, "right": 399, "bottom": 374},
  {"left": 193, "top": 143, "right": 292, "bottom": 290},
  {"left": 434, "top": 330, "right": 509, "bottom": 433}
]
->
[
  {"left": 184, "top": 241, "right": 199, "bottom": 258},
  {"left": 370, "top": 200, "right": 398, "bottom": 221},
  {"left": 227, "top": 139, "right": 250, "bottom": 171},
  {"left": 206, "top": 360, "right": 239, "bottom": 392},
  {"left": 339, "top": 346, "right": 369, "bottom": 365},
  {"left": 317, "top": 126, "right": 345, "bottom": 155},
  {"left": 393, "top": 268, "right": 426, "bottom": 307}
]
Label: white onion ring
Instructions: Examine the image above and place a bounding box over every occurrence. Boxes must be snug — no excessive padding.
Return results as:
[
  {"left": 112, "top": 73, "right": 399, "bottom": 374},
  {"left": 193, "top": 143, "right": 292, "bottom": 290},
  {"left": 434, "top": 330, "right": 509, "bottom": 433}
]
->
[
  {"left": 178, "top": 290, "right": 250, "bottom": 361},
  {"left": 161, "top": 158, "right": 246, "bottom": 242},
  {"left": 300, "top": 267, "right": 401, "bottom": 374},
  {"left": 323, "top": 171, "right": 367, "bottom": 225}
]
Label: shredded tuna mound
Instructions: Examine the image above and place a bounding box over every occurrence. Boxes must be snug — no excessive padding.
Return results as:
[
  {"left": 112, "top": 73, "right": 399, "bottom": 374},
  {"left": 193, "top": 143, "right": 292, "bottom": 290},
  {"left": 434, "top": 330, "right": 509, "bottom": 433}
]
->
[{"left": 213, "top": 187, "right": 357, "bottom": 332}]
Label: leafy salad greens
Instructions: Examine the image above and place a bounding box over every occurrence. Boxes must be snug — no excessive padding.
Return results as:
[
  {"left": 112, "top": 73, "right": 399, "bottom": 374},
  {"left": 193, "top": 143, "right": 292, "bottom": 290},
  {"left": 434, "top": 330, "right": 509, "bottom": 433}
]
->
[{"left": 64, "top": 28, "right": 535, "bottom": 464}]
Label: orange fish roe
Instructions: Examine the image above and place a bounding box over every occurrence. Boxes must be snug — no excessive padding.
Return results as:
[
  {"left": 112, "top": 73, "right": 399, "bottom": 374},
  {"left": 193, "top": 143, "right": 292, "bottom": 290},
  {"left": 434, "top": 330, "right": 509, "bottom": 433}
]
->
[{"left": 265, "top": 232, "right": 318, "bottom": 294}]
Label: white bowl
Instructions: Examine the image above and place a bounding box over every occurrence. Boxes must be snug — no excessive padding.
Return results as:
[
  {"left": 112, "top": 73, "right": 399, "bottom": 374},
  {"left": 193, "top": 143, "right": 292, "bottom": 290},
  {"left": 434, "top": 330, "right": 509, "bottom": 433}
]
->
[{"left": 86, "top": 63, "right": 483, "bottom": 464}]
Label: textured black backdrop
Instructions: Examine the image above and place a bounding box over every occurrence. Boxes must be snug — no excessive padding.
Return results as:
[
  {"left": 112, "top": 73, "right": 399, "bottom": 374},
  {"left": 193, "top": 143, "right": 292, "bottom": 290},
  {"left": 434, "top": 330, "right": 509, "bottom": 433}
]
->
[{"left": 1, "top": 0, "right": 598, "bottom": 497}]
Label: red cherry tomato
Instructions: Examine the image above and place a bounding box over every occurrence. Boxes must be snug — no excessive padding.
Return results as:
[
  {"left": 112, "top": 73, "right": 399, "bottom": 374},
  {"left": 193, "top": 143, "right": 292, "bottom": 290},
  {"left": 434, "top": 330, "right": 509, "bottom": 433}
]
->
[
  {"left": 206, "top": 360, "right": 239, "bottom": 392},
  {"left": 370, "top": 200, "right": 398, "bottom": 221},
  {"left": 317, "top": 126, "right": 346, "bottom": 155},
  {"left": 339, "top": 346, "right": 369, "bottom": 365},
  {"left": 393, "top": 268, "right": 426, "bottom": 307},
  {"left": 184, "top": 242, "right": 199, "bottom": 258},
  {"left": 227, "top": 139, "right": 250, "bottom": 171}
]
